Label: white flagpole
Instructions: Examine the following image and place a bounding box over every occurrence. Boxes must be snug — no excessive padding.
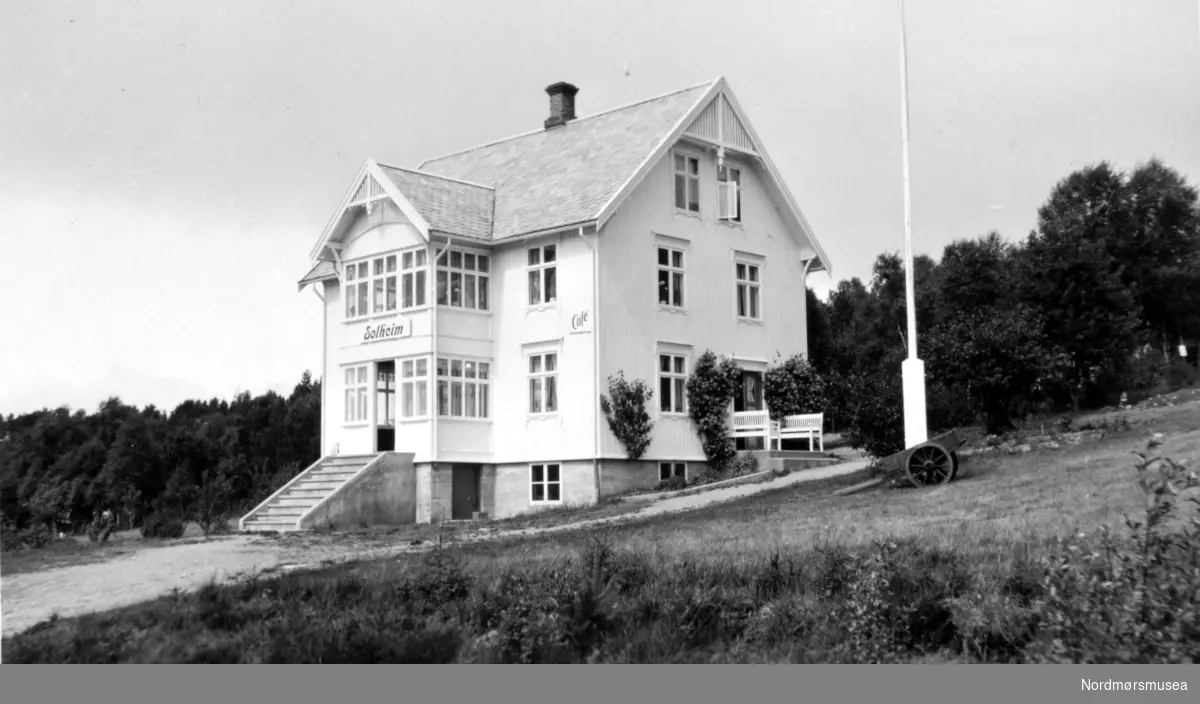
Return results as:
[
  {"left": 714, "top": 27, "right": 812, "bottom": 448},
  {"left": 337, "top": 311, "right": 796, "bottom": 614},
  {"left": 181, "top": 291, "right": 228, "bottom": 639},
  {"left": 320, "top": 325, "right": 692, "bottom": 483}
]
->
[{"left": 898, "top": 0, "right": 929, "bottom": 448}]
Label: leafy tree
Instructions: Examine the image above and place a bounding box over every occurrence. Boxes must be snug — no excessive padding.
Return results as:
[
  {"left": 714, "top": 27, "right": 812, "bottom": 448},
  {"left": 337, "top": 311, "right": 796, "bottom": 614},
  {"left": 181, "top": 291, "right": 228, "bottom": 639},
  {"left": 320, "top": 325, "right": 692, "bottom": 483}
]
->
[{"left": 599, "top": 372, "right": 655, "bottom": 461}]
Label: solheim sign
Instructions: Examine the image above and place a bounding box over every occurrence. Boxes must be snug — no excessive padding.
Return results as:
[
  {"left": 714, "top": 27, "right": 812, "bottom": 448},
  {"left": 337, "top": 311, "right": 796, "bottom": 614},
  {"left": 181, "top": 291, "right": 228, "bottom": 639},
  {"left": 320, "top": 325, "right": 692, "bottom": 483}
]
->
[{"left": 360, "top": 318, "right": 412, "bottom": 344}]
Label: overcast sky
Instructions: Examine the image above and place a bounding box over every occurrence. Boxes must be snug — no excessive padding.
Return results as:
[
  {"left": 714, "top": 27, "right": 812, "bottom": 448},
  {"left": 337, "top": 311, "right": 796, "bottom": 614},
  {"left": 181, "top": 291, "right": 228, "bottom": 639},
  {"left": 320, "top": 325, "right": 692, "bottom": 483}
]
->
[{"left": 2, "top": 0, "right": 1198, "bottom": 416}]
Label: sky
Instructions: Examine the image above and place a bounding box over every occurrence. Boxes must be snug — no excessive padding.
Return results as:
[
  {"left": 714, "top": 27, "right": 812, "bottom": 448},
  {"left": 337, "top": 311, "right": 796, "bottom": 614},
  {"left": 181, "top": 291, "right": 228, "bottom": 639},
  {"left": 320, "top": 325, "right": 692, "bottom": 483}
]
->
[{"left": 1, "top": 0, "right": 1198, "bottom": 416}]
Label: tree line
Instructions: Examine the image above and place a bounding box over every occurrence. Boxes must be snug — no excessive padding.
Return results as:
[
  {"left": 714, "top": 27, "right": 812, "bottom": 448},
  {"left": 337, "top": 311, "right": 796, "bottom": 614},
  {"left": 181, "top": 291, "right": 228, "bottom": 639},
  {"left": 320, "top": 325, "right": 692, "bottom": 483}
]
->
[
  {"left": 803, "top": 158, "right": 1199, "bottom": 455},
  {"left": 1, "top": 373, "right": 321, "bottom": 542},
  {"left": 2, "top": 158, "right": 1198, "bottom": 540}
]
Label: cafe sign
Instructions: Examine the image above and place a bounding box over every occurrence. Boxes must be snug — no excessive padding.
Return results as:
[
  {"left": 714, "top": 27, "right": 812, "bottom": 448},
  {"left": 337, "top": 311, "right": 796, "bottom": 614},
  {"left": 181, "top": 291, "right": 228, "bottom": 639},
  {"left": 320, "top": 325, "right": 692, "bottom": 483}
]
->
[
  {"left": 568, "top": 307, "right": 593, "bottom": 335},
  {"left": 360, "top": 317, "right": 411, "bottom": 344}
]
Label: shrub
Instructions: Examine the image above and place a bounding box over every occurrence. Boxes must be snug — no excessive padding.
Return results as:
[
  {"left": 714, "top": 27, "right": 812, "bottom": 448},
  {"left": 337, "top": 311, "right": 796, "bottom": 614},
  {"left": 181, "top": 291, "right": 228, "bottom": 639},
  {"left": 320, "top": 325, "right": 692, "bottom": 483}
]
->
[
  {"left": 764, "top": 354, "right": 828, "bottom": 420},
  {"left": 599, "top": 372, "right": 655, "bottom": 461},
  {"left": 686, "top": 351, "right": 743, "bottom": 470},
  {"left": 836, "top": 372, "right": 905, "bottom": 460},
  {"left": 655, "top": 476, "right": 687, "bottom": 492},
  {"left": 141, "top": 513, "right": 185, "bottom": 539}
]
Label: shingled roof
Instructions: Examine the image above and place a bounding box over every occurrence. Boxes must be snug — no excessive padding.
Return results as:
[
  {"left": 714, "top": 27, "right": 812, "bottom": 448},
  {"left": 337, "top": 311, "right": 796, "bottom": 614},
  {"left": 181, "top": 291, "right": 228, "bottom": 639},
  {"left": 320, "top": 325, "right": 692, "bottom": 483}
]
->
[
  {"left": 376, "top": 165, "right": 494, "bottom": 240},
  {"left": 414, "top": 81, "right": 714, "bottom": 240}
]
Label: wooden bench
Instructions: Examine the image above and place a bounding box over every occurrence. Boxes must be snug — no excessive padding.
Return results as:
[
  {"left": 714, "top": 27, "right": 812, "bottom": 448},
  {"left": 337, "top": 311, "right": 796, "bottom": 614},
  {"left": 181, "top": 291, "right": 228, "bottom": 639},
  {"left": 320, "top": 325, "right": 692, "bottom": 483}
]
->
[
  {"left": 729, "top": 410, "right": 779, "bottom": 449},
  {"left": 778, "top": 413, "right": 824, "bottom": 452}
]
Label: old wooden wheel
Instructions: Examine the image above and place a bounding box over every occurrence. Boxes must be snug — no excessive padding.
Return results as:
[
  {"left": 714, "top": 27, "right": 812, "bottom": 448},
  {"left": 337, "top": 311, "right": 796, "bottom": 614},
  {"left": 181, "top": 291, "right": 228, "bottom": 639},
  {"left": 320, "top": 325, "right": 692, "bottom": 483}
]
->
[{"left": 905, "top": 443, "right": 954, "bottom": 487}]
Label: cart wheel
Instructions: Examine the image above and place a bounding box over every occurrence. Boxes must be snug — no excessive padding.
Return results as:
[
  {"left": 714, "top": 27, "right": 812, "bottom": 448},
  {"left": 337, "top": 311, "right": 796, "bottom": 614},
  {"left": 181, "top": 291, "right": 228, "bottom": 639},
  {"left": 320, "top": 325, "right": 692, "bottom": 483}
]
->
[
  {"left": 905, "top": 443, "right": 954, "bottom": 487},
  {"left": 949, "top": 451, "right": 960, "bottom": 480}
]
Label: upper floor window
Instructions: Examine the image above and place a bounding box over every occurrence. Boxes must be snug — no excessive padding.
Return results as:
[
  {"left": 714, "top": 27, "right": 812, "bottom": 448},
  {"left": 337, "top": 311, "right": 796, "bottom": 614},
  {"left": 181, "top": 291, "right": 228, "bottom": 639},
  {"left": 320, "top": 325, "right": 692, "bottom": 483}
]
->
[
  {"left": 528, "top": 244, "right": 558, "bottom": 306},
  {"left": 528, "top": 351, "right": 558, "bottom": 414},
  {"left": 345, "top": 248, "right": 427, "bottom": 320},
  {"left": 344, "top": 365, "right": 369, "bottom": 424},
  {"left": 718, "top": 166, "right": 742, "bottom": 222},
  {"left": 657, "top": 246, "right": 685, "bottom": 308},
  {"left": 736, "top": 261, "right": 761, "bottom": 320},
  {"left": 436, "top": 248, "right": 490, "bottom": 311},
  {"left": 400, "top": 358, "right": 429, "bottom": 419},
  {"left": 436, "top": 357, "right": 490, "bottom": 419},
  {"left": 401, "top": 250, "right": 429, "bottom": 309},
  {"left": 659, "top": 353, "right": 688, "bottom": 414},
  {"left": 674, "top": 153, "right": 700, "bottom": 213}
]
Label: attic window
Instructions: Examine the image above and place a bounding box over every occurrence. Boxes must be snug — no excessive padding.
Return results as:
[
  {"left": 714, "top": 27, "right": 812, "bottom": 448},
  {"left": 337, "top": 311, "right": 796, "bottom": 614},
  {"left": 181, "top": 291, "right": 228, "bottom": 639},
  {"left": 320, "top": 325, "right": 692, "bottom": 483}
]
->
[
  {"left": 718, "top": 166, "right": 742, "bottom": 222},
  {"left": 673, "top": 152, "right": 700, "bottom": 213}
]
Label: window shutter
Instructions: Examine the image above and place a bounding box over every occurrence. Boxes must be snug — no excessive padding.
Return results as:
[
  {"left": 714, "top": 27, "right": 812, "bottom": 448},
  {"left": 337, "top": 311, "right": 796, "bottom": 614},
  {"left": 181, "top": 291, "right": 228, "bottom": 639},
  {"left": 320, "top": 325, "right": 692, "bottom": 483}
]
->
[{"left": 718, "top": 181, "right": 738, "bottom": 220}]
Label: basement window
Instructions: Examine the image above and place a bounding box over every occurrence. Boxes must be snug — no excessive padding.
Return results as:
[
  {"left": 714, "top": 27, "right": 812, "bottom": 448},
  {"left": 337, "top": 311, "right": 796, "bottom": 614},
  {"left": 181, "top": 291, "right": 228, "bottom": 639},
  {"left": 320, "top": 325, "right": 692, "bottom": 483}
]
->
[{"left": 530, "top": 463, "right": 562, "bottom": 503}]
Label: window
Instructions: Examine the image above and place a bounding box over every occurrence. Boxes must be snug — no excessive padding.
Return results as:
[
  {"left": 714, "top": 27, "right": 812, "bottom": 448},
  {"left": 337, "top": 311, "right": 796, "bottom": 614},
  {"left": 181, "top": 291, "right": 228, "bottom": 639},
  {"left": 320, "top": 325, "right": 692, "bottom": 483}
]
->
[
  {"left": 436, "top": 357, "right": 490, "bottom": 418},
  {"left": 528, "top": 244, "right": 557, "bottom": 305},
  {"left": 400, "top": 358, "right": 429, "bottom": 419},
  {"left": 659, "top": 462, "right": 687, "bottom": 482},
  {"left": 376, "top": 364, "right": 396, "bottom": 426},
  {"left": 673, "top": 152, "right": 700, "bottom": 213},
  {"left": 528, "top": 352, "right": 558, "bottom": 414},
  {"left": 657, "top": 246, "right": 685, "bottom": 308},
  {"left": 530, "top": 463, "right": 562, "bottom": 503},
  {"left": 718, "top": 165, "right": 742, "bottom": 222},
  {"left": 436, "top": 247, "right": 489, "bottom": 311},
  {"left": 659, "top": 354, "right": 688, "bottom": 414},
  {"left": 345, "top": 249, "right": 427, "bottom": 319},
  {"left": 343, "top": 365, "right": 369, "bottom": 423},
  {"left": 736, "top": 261, "right": 761, "bottom": 320},
  {"left": 401, "top": 249, "right": 429, "bottom": 309}
]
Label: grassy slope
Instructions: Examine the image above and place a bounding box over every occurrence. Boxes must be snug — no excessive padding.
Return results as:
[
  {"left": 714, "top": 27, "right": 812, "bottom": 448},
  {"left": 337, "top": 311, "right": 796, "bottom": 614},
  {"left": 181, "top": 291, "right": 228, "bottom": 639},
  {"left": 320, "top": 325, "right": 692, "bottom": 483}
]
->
[{"left": 3, "top": 401, "right": 1197, "bottom": 663}]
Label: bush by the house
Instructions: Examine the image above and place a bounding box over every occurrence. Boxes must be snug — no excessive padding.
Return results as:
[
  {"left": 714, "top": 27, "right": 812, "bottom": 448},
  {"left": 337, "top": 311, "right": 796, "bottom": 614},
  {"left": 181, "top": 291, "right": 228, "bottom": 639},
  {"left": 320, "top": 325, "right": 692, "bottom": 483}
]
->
[
  {"left": 685, "top": 351, "right": 743, "bottom": 471},
  {"left": 599, "top": 372, "right": 655, "bottom": 461}
]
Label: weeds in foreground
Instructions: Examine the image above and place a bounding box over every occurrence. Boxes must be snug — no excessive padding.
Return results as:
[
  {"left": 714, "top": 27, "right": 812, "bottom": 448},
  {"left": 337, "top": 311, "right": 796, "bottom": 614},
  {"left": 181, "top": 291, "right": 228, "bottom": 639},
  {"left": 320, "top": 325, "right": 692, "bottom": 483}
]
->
[{"left": 4, "top": 440, "right": 1197, "bottom": 663}]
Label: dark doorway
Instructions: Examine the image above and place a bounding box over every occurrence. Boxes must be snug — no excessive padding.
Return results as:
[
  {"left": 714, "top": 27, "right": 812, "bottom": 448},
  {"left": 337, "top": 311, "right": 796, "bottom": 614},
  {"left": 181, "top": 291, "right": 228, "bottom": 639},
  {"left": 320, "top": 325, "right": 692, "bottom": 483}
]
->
[
  {"left": 451, "top": 464, "right": 481, "bottom": 520},
  {"left": 733, "top": 369, "right": 765, "bottom": 451},
  {"left": 376, "top": 361, "right": 396, "bottom": 451}
]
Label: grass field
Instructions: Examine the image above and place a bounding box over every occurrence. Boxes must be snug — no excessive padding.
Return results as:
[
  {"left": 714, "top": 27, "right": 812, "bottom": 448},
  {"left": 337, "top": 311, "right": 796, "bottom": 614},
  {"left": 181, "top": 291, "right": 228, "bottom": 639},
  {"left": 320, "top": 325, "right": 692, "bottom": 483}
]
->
[{"left": 4, "top": 399, "right": 1198, "bottom": 663}]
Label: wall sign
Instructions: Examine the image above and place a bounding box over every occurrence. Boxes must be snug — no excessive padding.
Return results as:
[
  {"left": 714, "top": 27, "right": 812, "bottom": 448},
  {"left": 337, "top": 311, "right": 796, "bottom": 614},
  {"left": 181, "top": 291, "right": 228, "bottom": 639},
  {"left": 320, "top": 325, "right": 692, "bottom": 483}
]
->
[
  {"left": 360, "top": 317, "right": 412, "bottom": 344},
  {"left": 568, "top": 308, "right": 593, "bottom": 334}
]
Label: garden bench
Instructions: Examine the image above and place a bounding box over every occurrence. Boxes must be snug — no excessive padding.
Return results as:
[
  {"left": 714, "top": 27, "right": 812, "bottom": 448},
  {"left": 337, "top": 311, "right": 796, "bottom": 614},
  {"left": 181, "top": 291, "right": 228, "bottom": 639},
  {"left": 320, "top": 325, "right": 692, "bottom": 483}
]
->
[{"left": 778, "top": 413, "right": 824, "bottom": 452}]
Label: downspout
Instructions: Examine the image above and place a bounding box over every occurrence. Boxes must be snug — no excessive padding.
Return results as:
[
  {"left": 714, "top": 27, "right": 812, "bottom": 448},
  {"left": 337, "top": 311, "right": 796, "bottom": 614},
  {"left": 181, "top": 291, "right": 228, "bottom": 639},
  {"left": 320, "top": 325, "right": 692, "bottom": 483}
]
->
[
  {"left": 575, "top": 227, "right": 602, "bottom": 500},
  {"left": 313, "top": 284, "right": 327, "bottom": 456},
  {"left": 431, "top": 236, "right": 454, "bottom": 469}
]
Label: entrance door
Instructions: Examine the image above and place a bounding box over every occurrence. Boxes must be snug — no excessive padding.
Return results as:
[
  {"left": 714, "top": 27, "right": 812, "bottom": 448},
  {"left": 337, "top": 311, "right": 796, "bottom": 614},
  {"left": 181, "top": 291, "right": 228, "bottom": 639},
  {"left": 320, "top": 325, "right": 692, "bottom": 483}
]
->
[
  {"left": 733, "top": 369, "right": 765, "bottom": 450},
  {"left": 451, "top": 464, "right": 481, "bottom": 520},
  {"left": 376, "top": 361, "right": 396, "bottom": 452}
]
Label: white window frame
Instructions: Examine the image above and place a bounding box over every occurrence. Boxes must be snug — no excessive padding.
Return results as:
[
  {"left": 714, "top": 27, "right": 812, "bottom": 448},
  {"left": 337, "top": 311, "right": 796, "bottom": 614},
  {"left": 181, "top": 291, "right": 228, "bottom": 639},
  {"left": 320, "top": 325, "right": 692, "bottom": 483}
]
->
[
  {"left": 343, "top": 248, "right": 427, "bottom": 321},
  {"left": 530, "top": 462, "right": 563, "bottom": 504},
  {"left": 657, "top": 245, "right": 686, "bottom": 309},
  {"left": 343, "top": 364, "right": 370, "bottom": 425},
  {"left": 528, "top": 350, "right": 559, "bottom": 416},
  {"left": 718, "top": 165, "right": 742, "bottom": 223},
  {"left": 658, "top": 461, "right": 687, "bottom": 482},
  {"left": 435, "top": 356, "right": 491, "bottom": 420},
  {"left": 658, "top": 352, "right": 688, "bottom": 415},
  {"left": 673, "top": 150, "right": 701, "bottom": 214},
  {"left": 399, "top": 356, "right": 430, "bottom": 420},
  {"left": 400, "top": 247, "right": 430, "bottom": 310},
  {"left": 735, "top": 259, "right": 763, "bottom": 321},
  {"left": 436, "top": 246, "right": 490, "bottom": 311},
  {"left": 527, "top": 243, "right": 558, "bottom": 306}
]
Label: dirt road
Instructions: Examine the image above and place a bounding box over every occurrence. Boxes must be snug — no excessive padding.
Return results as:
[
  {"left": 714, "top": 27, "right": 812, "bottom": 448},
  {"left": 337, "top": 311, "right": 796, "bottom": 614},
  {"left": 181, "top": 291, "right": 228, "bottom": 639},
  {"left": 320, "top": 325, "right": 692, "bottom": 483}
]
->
[{"left": 2, "top": 457, "right": 867, "bottom": 638}]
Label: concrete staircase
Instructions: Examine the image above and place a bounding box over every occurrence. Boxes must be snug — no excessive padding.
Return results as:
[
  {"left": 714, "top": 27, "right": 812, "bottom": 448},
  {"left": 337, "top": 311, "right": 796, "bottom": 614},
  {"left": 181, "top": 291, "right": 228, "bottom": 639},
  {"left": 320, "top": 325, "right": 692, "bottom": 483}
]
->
[{"left": 240, "top": 453, "right": 380, "bottom": 532}]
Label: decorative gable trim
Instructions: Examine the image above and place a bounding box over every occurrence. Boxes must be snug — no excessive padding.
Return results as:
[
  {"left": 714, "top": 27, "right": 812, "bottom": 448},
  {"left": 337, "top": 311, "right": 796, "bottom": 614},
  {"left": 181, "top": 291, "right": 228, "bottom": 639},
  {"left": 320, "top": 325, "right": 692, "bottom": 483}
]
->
[
  {"left": 307, "top": 159, "right": 433, "bottom": 264},
  {"left": 684, "top": 93, "right": 757, "bottom": 155}
]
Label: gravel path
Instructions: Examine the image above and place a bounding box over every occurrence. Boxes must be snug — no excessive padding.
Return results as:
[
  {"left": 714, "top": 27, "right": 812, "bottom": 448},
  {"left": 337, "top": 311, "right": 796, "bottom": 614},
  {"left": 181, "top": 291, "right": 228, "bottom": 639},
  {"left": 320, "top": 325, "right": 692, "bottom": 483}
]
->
[{"left": 1, "top": 455, "right": 868, "bottom": 638}]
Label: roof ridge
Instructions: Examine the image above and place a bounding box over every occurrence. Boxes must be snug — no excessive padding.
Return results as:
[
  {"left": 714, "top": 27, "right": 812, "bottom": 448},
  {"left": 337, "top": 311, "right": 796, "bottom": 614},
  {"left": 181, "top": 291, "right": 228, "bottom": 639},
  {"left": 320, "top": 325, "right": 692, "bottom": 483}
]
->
[
  {"left": 375, "top": 162, "right": 496, "bottom": 191},
  {"left": 417, "top": 78, "right": 719, "bottom": 169}
]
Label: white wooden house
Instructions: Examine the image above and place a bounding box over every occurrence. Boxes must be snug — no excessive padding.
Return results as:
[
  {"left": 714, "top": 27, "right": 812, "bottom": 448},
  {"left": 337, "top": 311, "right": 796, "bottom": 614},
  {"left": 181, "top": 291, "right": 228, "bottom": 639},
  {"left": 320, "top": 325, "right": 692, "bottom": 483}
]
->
[{"left": 241, "top": 78, "right": 832, "bottom": 531}]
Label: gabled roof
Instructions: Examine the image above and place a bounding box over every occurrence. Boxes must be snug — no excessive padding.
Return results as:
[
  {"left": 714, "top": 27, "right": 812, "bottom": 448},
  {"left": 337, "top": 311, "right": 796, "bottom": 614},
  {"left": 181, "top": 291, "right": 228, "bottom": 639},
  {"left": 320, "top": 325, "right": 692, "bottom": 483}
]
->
[
  {"left": 417, "top": 81, "right": 714, "bottom": 239},
  {"left": 298, "top": 260, "right": 337, "bottom": 291},
  {"left": 305, "top": 77, "right": 832, "bottom": 280},
  {"left": 376, "top": 165, "right": 494, "bottom": 240}
]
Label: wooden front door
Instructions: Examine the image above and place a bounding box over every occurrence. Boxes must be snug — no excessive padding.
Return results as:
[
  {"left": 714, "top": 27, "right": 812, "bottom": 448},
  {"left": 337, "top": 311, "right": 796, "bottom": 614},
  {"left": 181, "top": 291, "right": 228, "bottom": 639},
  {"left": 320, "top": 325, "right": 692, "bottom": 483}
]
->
[{"left": 451, "top": 464, "right": 480, "bottom": 520}]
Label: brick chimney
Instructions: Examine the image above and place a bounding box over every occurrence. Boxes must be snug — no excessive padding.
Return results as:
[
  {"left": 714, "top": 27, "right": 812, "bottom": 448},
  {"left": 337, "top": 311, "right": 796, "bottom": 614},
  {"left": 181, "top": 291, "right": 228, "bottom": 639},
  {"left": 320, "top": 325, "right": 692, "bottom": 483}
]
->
[{"left": 544, "top": 82, "right": 579, "bottom": 129}]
